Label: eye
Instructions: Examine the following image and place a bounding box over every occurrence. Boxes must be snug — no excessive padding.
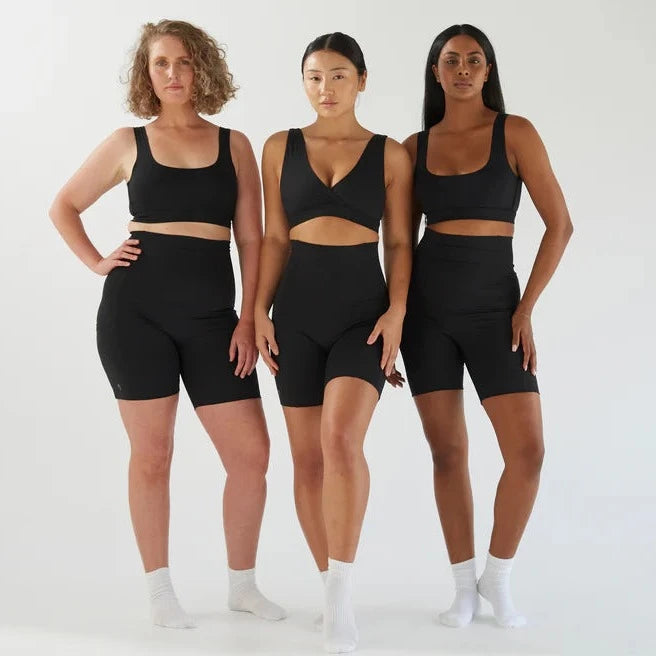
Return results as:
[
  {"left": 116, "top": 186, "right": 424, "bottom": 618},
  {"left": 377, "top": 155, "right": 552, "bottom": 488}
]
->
[
  {"left": 180, "top": 59, "right": 191, "bottom": 66},
  {"left": 333, "top": 74, "right": 344, "bottom": 80},
  {"left": 469, "top": 58, "right": 481, "bottom": 64},
  {"left": 445, "top": 58, "right": 457, "bottom": 65},
  {"left": 155, "top": 59, "right": 167, "bottom": 67}
]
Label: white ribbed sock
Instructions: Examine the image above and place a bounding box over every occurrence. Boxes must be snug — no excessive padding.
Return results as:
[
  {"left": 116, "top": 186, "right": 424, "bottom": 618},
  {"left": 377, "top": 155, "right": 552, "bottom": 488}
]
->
[
  {"left": 227, "top": 567, "right": 286, "bottom": 621},
  {"left": 477, "top": 553, "right": 526, "bottom": 627},
  {"left": 145, "top": 567, "right": 196, "bottom": 629},
  {"left": 314, "top": 570, "right": 328, "bottom": 631},
  {"left": 439, "top": 557, "right": 479, "bottom": 627},
  {"left": 323, "top": 559, "right": 358, "bottom": 653}
]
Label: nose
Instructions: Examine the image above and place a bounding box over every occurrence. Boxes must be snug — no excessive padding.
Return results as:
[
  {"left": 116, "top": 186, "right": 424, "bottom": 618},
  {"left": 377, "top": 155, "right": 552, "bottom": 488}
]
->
[
  {"left": 457, "top": 67, "right": 470, "bottom": 77},
  {"left": 319, "top": 79, "right": 334, "bottom": 95}
]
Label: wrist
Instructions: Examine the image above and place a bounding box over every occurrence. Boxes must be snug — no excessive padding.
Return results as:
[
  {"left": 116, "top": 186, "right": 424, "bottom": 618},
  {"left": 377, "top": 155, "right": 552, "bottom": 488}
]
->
[
  {"left": 387, "top": 303, "right": 406, "bottom": 319},
  {"left": 515, "top": 302, "right": 533, "bottom": 317}
]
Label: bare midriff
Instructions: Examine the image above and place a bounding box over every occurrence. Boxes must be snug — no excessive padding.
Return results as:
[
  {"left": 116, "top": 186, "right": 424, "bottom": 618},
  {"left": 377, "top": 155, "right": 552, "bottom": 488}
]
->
[
  {"left": 428, "top": 219, "right": 514, "bottom": 237},
  {"left": 289, "top": 216, "right": 378, "bottom": 245},
  {"left": 128, "top": 220, "right": 231, "bottom": 241}
]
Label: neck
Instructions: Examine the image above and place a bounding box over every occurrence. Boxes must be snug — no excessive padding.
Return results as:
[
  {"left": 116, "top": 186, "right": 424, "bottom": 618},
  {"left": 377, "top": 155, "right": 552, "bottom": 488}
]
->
[
  {"left": 312, "top": 111, "right": 363, "bottom": 139},
  {"left": 154, "top": 102, "right": 203, "bottom": 128},
  {"left": 440, "top": 96, "right": 491, "bottom": 131}
]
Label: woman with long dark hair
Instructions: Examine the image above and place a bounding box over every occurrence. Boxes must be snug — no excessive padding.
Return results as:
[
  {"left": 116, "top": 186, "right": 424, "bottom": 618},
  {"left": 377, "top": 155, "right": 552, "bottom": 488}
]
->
[
  {"left": 49, "top": 19, "right": 284, "bottom": 628},
  {"left": 401, "top": 24, "right": 572, "bottom": 628},
  {"left": 255, "top": 32, "right": 412, "bottom": 653}
]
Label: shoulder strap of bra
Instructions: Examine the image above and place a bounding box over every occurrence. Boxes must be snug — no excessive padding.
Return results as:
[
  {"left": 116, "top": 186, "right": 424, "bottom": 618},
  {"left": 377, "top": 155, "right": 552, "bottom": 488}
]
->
[
  {"left": 415, "top": 130, "right": 429, "bottom": 172},
  {"left": 490, "top": 113, "right": 508, "bottom": 163},
  {"left": 133, "top": 126, "right": 150, "bottom": 159},
  {"left": 218, "top": 127, "right": 233, "bottom": 168}
]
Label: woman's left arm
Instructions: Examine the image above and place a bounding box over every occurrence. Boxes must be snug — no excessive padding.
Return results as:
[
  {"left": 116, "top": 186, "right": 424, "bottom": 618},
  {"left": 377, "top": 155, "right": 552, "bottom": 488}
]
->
[
  {"left": 230, "top": 129, "right": 263, "bottom": 377},
  {"left": 367, "top": 138, "right": 413, "bottom": 377},
  {"left": 507, "top": 115, "right": 574, "bottom": 374}
]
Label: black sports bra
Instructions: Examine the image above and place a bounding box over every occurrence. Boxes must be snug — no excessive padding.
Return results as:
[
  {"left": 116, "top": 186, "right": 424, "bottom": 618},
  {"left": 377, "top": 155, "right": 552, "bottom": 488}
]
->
[
  {"left": 414, "top": 113, "right": 522, "bottom": 225},
  {"left": 127, "top": 126, "right": 236, "bottom": 228},
  {"left": 280, "top": 128, "right": 387, "bottom": 233}
]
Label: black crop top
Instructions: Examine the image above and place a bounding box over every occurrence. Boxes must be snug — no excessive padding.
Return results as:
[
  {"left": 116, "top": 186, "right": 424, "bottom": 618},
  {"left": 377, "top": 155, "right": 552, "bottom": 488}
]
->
[
  {"left": 414, "top": 113, "right": 522, "bottom": 224},
  {"left": 280, "top": 128, "right": 387, "bottom": 233},
  {"left": 127, "top": 126, "right": 236, "bottom": 227}
]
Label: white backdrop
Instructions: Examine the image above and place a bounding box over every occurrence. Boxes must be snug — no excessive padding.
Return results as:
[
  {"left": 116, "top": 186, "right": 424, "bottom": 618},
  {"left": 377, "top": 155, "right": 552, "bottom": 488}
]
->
[{"left": 1, "top": 0, "right": 654, "bottom": 654}]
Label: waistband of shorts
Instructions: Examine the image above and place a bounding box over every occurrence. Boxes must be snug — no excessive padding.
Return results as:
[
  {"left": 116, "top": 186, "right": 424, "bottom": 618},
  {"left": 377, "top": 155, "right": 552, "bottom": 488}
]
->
[
  {"left": 129, "top": 231, "right": 231, "bottom": 251},
  {"left": 419, "top": 229, "right": 513, "bottom": 263}
]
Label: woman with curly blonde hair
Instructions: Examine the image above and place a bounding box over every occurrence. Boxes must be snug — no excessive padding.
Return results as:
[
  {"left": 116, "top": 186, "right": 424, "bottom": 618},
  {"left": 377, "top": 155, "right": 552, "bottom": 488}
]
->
[{"left": 49, "top": 19, "right": 285, "bottom": 628}]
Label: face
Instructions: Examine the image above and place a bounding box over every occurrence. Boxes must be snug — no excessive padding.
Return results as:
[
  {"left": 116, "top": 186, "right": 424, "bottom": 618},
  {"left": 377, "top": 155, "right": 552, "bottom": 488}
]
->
[
  {"left": 302, "top": 49, "right": 366, "bottom": 118},
  {"left": 432, "top": 35, "right": 492, "bottom": 100},
  {"left": 148, "top": 35, "right": 195, "bottom": 107}
]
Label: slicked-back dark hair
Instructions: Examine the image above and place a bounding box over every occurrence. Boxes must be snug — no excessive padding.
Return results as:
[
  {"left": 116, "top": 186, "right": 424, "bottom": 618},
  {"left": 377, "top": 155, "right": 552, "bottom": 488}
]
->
[
  {"left": 301, "top": 32, "right": 367, "bottom": 76},
  {"left": 423, "top": 24, "right": 504, "bottom": 129}
]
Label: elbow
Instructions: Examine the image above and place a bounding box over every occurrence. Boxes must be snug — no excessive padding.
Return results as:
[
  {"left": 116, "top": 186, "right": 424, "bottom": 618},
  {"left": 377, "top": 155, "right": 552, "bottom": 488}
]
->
[{"left": 562, "top": 216, "right": 574, "bottom": 243}]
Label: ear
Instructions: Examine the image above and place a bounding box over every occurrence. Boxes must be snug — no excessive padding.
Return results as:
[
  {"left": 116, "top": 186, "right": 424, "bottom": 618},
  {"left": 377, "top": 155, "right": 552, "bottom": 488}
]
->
[
  {"left": 485, "top": 63, "right": 492, "bottom": 82},
  {"left": 359, "top": 70, "right": 367, "bottom": 92},
  {"left": 431, "top": 63, "right": 440, "bottom": 83}
]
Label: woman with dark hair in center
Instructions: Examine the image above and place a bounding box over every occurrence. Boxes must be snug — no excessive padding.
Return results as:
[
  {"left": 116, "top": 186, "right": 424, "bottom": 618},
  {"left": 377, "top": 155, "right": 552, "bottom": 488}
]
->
[
  {"left": 401, "top": 24, "right": 572, "bottom": 628},
  {"left": 255, "top": 32, "right": 412, "bottom": 653}
]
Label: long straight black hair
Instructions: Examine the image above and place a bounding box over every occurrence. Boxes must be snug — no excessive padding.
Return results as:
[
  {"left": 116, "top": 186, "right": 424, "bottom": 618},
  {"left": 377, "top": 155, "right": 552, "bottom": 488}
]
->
[{"left": 423, "top": 24, "right": 504, "bottom": 130}]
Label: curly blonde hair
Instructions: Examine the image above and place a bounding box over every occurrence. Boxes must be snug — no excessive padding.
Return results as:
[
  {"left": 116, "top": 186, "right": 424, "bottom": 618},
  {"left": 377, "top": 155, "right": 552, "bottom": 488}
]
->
[{"left": 126, "top": 19, "right": 237, "bottom": 118}]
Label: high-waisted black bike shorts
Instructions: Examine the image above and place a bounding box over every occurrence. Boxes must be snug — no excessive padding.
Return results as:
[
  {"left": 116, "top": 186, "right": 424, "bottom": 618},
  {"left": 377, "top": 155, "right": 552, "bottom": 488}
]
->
[
  {"left": 272, "top": 240, "right": 389, "bottom": 407},
  {"left": 401, "top": 230, "right": 539, "bottom": 401},
  {"left": 96, "top": 231, "right": 260, "bottom": 407}
]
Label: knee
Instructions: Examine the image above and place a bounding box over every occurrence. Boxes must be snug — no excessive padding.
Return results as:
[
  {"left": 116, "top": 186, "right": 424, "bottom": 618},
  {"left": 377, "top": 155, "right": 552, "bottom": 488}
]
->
[
  {"left": 321, "top": 427, "right": 361, "bottom": 466},
  {"left": 228, "top": 440, "right": 270, "bottom": 479},
  {"left": 429, "top": 438, "right": 467, "bottom": 474},
  {"left": 292, "top": 450, "right": 324, "bottom": 484},
  {"left": 507, "top": 442, "right": 544, "bottom": 478},
  {"left": 131, "top": 442, "right": 173, "bottom": 480}
]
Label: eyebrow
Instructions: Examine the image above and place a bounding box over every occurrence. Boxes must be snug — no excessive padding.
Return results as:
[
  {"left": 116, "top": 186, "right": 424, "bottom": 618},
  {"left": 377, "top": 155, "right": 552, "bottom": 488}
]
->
[
  {"left": 444, "top": 50, "right": 484, "bottom": 56},
  {"left": 305, "top": 67, "right": 349, "bottom": 72}
]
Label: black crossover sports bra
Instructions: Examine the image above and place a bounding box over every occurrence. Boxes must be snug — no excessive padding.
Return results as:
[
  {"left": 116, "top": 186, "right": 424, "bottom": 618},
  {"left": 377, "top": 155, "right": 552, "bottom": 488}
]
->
[
  {"left": 414, "top": 113, "right": 522, "bottom": 225},
  {"left": 127, "top": 126, "right": 236, "bottom": 228},
  {"left": 280, "top": 128, "right": 387, "bottom": 233}
]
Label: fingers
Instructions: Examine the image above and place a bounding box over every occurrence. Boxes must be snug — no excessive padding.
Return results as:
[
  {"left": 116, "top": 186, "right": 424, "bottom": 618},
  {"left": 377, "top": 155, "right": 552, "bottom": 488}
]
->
[
  {"left": 521, "top": 333, "right": 531, "bottom": 372},
  {"left": 233, "top": 342, "right": 248, "bottom": 377},
  {"left": 248, "top": 349, "right": 259, "bottom": 375},
  {"left": 529, "top": 339, "right": 538, "bottom": 376},
  {"left": 229, "top": 336, "right": 237, "bottom": 363},
  {"left": 512, "top": 323, "right": 520, "bottom": 353},
  {"left": 367, "top": 322, "right": 381, "bottom": 345},
  {"left": 256, "top": 335, "right": 279, "bottom": 376}
]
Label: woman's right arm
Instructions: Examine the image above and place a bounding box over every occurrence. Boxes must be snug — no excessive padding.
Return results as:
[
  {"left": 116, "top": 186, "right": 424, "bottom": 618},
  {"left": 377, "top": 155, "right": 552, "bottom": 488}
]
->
[
  {"left": 402, "top": 132, "right": 423, "bottom": 249},
  {"left": 49, "top": 127, "right": 141, "bottom": 274},
  {"left": 254, "top": 131, "right": 291, "bottom": 375}
]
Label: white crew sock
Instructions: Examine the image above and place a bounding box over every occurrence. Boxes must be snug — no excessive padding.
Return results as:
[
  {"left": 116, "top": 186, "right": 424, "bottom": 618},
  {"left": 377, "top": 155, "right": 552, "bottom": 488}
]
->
[
  {"left": 477, "top": 553, "right": 526, "bottom": 628},
  {"left": 145, "top": 567, "right": 196, "bottom": 629},
  {"left": 323, "top": 559, "right": 358, "bottom": 653},
  {"left": 439, "top": 557, "right": 479, "bottom": 627},
  {"left": 227, "top": 567, "right": 286, "bottom": 621}
]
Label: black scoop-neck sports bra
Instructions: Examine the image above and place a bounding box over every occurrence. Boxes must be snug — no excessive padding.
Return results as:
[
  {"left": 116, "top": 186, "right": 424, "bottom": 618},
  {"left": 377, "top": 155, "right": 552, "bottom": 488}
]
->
[
  {"left": 414, "top": 113, "right": 522, "bottom": 225},
  {"left": 280, "top": 128, "right": 387, "bottom": 233},
  {"left": 127, "top": 126, "right": 236, "bottom": 227}
]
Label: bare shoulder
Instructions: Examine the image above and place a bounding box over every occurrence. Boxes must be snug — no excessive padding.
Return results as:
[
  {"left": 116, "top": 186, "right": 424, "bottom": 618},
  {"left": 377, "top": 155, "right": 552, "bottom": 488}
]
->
[
  {"left": 505, "top": 114, "right": 542, "bottom": 142},
  {"left": 402, "top": 132, "right": 420, "bottom": 163},
  {"left": 262, "top": 130, "right": 289, "bottom": 162},
  {"left": 96, "top": 126, "right": 136, "bottom": 154},
  {"left": 226, "top": 128, "right": 251, "bottom": 151},
  {"left": 384, "top": 136, "right": 412, "bottom": 169}
]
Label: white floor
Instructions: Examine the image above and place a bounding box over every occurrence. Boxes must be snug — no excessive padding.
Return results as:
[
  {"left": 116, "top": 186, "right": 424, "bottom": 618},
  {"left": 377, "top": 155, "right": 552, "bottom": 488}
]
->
[{"left": 1, "top": 539, "right": 652, "bottom": 656}]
